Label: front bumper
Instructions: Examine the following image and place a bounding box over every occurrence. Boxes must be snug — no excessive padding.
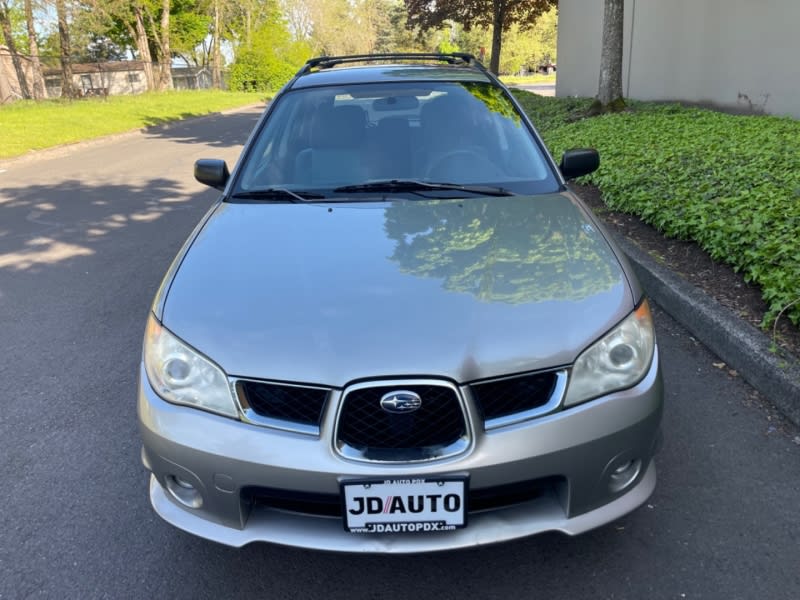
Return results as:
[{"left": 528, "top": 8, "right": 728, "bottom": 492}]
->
[{"left": 138, "top": 352, "right": 663, "bottom": 552}]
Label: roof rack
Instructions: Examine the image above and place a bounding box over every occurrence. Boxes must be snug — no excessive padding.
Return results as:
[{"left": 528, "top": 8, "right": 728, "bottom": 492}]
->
[{"left": 296, "top": 53, "right": 485, "bottom": 77}]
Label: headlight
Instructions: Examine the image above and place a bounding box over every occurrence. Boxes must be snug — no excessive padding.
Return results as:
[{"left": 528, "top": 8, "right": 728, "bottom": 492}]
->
[
  {"left": 564, "top": 300, "right": 656, "bottom": 407},
  {"left": 143, "top": 314, "right": 239, "bottom": 418}
]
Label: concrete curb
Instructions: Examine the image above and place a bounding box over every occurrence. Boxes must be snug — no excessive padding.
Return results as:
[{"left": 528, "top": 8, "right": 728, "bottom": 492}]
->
[{"left": 614, "top": 233, "right": 800, "bottom": 426}]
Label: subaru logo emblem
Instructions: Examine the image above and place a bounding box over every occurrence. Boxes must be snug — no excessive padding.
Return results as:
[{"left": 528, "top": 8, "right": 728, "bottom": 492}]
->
[{"left": 380, "top": 390, "right": 423, "bottom": 414}]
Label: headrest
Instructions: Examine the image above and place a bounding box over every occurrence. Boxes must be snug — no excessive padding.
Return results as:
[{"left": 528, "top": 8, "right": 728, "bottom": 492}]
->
[{"left": 312, "top": 105, "right": 367, "bottom": 149}]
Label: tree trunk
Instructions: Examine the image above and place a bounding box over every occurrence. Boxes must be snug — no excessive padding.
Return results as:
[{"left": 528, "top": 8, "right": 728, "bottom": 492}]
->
[
  {"left": 24, "top": 0, "right": 45, "bottom": 99},
  {"left": 55, "top": 0, "right": 77, "bottom": 98},
  {"left": 133, "top": 5, "right": 155, "bottom": 90},
  {"left": 211, "top": 0, "right": 222, "bottom": 89},
  {"left": 0, "top": 1, "right": 32, "bottom": 99},
  {"left": 488, "top": 0, "right": 505, "bottom": 75},
  {"left": 245, "top": 8, "right": 251, "bottom": 48},
  {"left": 159, "top": 0, "right": 172, "bottom": 89},
  {"left": 145, "top": 0, "right": 173, "bottom": 90},
  {"left": 597, "top": 0, "right": 624, "bottom": 108}
]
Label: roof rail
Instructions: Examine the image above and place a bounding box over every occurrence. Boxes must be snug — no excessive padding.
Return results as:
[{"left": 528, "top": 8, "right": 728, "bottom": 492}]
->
[{"left": 294, "top": 53, "right": 485, "bottom": 78}]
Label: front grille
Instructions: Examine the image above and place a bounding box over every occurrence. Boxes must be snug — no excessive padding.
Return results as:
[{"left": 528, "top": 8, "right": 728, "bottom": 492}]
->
[
  {"left": 471, "top": 371, "right": 559, "bottom": 423},
  {"left": 337, "top": 383, "right": 467, "bottom": 460},
  {"left": 244, "top": 477, "right": 562, "bottom": 518},
  {"left": 237, "top": 380, "right": 329, "bottom": 426}
]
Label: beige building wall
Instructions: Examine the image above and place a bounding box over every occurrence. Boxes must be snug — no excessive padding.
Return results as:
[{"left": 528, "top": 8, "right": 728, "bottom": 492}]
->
[
  {"left": 556, "top": 0, "right": 800, "bottom": 118},
  {"left": 0, "top": 49, "right": 15, "bottom": 102},
  {"left": 1, "top": 46, "right": 50, "bottom": 103},
  {"left": 74, "top": 70, "right": 149, "bottom": 96}
]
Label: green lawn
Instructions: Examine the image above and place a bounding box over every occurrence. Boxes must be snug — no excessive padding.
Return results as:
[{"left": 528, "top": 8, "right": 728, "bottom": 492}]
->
[
  {"left": 500, "top": 73, "right": 557, "bottom": 85},
  {"left": 0, "top": 90, "right": 267, "bottom": 159},
  {"left": 513, "top": 90, "right": 800, "bottom": 327}
]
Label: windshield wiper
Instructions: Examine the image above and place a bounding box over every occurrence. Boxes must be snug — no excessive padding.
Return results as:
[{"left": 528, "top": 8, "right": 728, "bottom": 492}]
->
[
  {"left": 333, "top": 180, "right": 514, "bottom": 197},
  {"left": 229, "top": 188, "right": 326, "bottom": 203}
]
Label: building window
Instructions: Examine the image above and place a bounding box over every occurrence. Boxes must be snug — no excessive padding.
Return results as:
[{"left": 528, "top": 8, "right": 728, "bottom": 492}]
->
[{"left": 128, "top": 73, "right": 140, "bottom": 83}]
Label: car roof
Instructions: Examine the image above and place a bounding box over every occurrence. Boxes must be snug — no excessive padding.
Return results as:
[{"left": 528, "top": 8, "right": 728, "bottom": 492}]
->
[{"left": 290, "top": 64, "right": 494, "bottom": 90}]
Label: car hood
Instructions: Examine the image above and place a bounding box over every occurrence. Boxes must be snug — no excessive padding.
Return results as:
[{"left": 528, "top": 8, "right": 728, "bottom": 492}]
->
[{"left": 161, "top": 193, "right": 633, "bottom": 386}]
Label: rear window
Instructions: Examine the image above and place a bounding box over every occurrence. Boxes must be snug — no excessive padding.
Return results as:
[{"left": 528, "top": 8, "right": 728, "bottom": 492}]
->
[{"left": 235, "top": 81, "right": 559, "bottom": 196}]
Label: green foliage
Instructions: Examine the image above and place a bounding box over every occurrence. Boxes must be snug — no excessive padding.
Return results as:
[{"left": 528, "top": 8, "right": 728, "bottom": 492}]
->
[
  {"left": 0, "top": 90, "right": 265, "bottom": 158},
  {"left": 462, "top": 82, "right": 520, "bottom": 123},
  {"left": 3, "top": 0, "right": 28, "bottom": 48},
  {"left": 513, "top": 90, "right": 800, "bottom": 326},
  {"left": 405, "top": 0, "right": 556, "bottom": 72},
  {"left": 229, "top": 19, "right": 311, "bottom": 92},
  {"left": 170, "top": 9, "right": 211, "bottom": 58},
  {"left": 435, "top": 36, "right": 459, "bottom": 55},
  {"left": 495, "top": 7, "right": 557, "bottom": 75},
  {"left": 446, "top": 7, "right": 557, "bottom": 75},
  {"left": 374, "top": 0, "right": 425, "bottom": 53},
  {"left": 405, "top": 0, "right": 555, "bottom": 33}
]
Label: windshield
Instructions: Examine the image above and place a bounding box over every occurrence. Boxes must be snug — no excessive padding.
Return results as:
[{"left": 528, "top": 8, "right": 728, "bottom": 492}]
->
[{"left": 234, "top": 81, "right": 560, "bottom": 198}]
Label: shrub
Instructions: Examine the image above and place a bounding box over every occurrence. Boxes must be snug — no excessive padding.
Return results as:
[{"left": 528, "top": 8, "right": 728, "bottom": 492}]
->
[
  {"left": 229, "top": 21, "right": 312, "bottom": 93},
  {"left": 513, "top": 91, "right": 800, "bottom": 326}
]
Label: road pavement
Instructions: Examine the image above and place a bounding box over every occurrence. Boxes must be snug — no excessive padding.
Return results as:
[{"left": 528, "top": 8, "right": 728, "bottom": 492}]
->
[
  {"left": 511, "top": 83, "right": 556, "bottom": 97},
  {"left": 1, "top": 107, "right": 798, "bottom": 599}
]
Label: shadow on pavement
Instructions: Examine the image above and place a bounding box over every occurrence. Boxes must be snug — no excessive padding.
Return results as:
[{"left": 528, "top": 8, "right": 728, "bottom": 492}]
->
[
  {"left": 0, "top": 177, "right": 208, "bottom": 276},
  {"left": 142, "top": 107, "right": 264, "bottom": 150}
]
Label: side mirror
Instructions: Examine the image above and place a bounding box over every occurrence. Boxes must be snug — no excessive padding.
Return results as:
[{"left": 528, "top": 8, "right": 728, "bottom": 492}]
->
[
  {"left": 194, "top": 159, "right": 230, "bottom": 190},
  {"left": 559, "top": 149, "right": 600, "bottom": 180}
]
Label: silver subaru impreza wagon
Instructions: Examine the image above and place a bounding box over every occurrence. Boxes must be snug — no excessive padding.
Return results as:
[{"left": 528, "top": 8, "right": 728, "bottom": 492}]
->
[{"left": 138, "top": 53, "right": 663, "bottom": 552}]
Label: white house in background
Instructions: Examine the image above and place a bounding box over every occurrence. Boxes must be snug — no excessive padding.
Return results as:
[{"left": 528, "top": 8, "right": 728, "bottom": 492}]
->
[
  {"left": 556, "top": 0, "right": 800, "bottom": 118},
  {"left": 1, "top": 52, "right": 160, "bottom": 102},
  {"left": 43, "top": 61, "right": 151, "bottom": 98}
]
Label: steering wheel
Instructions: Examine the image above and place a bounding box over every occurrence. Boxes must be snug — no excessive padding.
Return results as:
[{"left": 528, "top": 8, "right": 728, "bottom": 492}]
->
[{"left": 425, "top": 148, "right": 491, "bottom": 180}]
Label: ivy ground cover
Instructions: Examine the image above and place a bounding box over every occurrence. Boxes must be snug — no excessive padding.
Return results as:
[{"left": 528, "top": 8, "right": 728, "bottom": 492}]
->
[{"left": 513, "top": 91, "right": 800, "bottom": 326}]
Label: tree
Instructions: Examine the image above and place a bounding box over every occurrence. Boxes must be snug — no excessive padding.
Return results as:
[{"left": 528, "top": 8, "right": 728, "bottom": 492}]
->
[
  {"left": 596, "top": 0, "right": 624, "bottom": 110},
  {"left": 229, "top": 0, "right": 277, "bottom": 48},
  {"left": 158, "top": 0, "right": 172, "bottom": 89},
  {"left": 79, "top": 0, "right": 211, "bottom": 88},
  {"left": 229, "top": 14, "right": 310, "bottom": 91},
  {"left": 279, "top": 0, "right": 313, "bottom": 42},
  {"left": 169, "top": 8, "right": 210, "bottom": 66},
  {"left": 55, "top": 0, "right": 78, "bottom": 98},
  {"left": 484, "top": 7, "right": 557, "bottom": 75},
  {"left": 79, "top": 0, "right": 156, "bottom": 90},
  {"left": 0, "top": 0, "right": 32, "bottom": 99},
  {"left": 373, "top": 0, "right": 426, "bottom": 53},
  {"left": 303, "top": 0, "right": 371, "bottom": 56},
  {"left": 404, "top": 0, "right": 556, "bottom": 75},
  {"left": 132, "top": 4, "right": 156, "bottom": 89},
  {"left": 24, "top": 0, "right": 45, "bottom": 99},
  {"left": 210, "top": 0, "right": 222, "bottom": 87},
  {"left": 141, "top": 0, "right": 173, "bottom": 89}
]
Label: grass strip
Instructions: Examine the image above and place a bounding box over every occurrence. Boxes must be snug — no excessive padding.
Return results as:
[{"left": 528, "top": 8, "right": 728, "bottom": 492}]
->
[
  {"left": 0, "top": 90, "right": 266, "bottom": 159},
  {"left": 500, "top": 73, "right": 557, "bottom": 85},
  {"left": 513, "top": 90, "right": 800, "bottom": 326}
]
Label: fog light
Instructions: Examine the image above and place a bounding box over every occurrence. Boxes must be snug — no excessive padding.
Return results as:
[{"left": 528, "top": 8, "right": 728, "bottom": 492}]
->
[
  {"left": 608, "top": 459, "right": 642, "bottom": 493},
  {"left": 174, "top": 476, "right": 194, "bottom": 489},
  {"left": 165, "top": 475, "right": 203, "bottom": 508}
]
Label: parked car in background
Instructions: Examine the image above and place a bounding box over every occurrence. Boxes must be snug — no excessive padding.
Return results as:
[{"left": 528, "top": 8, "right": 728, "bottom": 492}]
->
[{"left": 138, "top": 53, "right": 663, "bottom": 552}]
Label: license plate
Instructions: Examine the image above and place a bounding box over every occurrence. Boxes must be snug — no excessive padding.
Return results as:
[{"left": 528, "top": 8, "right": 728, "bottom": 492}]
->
[{"left": 341, "top": 478, "right": 466, "bottom": 534}]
